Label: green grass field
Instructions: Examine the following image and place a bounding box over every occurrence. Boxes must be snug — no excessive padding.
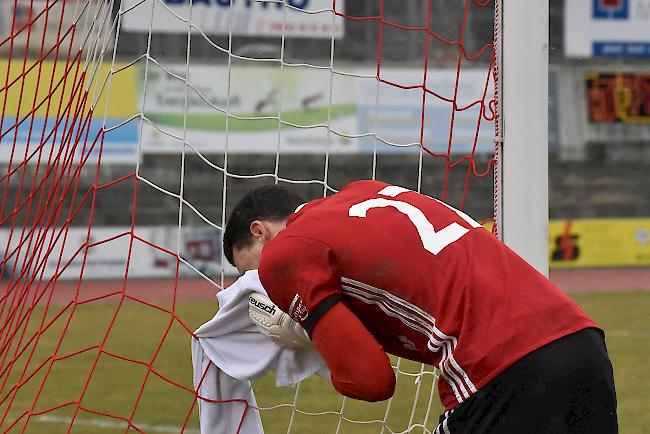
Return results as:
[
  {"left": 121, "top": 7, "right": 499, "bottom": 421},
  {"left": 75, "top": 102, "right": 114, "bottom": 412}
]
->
[{"left": 0, "top": 290, "right": 647, "bottom": 433}]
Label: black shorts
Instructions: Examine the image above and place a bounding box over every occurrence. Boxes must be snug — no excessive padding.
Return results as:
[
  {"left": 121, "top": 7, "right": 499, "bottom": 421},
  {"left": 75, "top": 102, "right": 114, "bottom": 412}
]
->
[{"left": 435, "top": 328, "right": 618, "bottom": 434}]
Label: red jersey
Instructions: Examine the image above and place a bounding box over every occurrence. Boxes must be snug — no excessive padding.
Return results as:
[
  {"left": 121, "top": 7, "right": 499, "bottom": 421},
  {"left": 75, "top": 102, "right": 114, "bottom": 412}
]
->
[{"left": 258, "top": 180, "right": 598, "bottom": 410}]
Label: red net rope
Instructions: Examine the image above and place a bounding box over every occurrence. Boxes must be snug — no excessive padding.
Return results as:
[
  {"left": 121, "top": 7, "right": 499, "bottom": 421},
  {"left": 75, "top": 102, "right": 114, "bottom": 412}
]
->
[
  {"left": 346, "top": 0, "right": 497, "bottom": 208},
  {"left": 1, "top": 1, "right": 204, "bottom": 432},
  {"left": 0, "top": 1, "right": 496, "bottom": 433}
]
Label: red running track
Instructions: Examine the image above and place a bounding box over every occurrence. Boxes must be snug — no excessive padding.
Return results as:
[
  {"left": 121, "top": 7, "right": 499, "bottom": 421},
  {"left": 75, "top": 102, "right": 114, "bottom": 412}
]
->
[
  {"left": 550, "top": 268, "right": 650, "bottom": 293},
  {"left": 5, "top": 268, "right": 649, "bottom": 307}
]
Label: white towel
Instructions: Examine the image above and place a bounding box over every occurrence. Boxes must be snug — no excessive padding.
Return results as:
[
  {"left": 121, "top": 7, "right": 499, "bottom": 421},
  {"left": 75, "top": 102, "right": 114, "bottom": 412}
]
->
[{"left": 191, "top": 270, "right": 330, "bottom": 434}]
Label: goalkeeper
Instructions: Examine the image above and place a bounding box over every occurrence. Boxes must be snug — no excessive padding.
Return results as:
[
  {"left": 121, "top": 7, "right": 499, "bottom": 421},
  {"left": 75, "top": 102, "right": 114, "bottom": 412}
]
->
[{"left": 223, "top": 180, "right": 617, "bottom": 433}]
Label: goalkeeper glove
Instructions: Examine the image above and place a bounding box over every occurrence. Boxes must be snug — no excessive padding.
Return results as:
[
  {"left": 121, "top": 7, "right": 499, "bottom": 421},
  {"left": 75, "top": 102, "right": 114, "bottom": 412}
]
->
[{"left": 248, "top": 292, "right": 312, "bottom": 349}]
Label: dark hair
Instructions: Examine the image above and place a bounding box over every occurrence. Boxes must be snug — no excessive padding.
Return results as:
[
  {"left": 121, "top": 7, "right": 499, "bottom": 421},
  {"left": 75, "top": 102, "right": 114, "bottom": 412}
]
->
[{"left": 223, "top": 184, "right": 304, "bottom": 266}]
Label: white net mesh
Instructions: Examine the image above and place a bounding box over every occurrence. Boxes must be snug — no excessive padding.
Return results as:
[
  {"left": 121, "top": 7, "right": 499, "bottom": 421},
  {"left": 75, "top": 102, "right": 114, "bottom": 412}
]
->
[{"left": 0, "top": 0, "right": 497, "bottom": 432}]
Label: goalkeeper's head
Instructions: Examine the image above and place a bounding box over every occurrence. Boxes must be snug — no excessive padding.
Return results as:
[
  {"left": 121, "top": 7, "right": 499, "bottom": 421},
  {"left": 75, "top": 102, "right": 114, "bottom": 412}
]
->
[{"left": 224, "top": 185, "right": 303, "bottom": 274}]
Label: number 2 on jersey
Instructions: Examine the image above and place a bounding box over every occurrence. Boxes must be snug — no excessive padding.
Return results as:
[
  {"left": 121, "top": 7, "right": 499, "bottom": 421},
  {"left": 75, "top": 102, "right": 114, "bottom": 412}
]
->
[{"left": 348, "top": 186, "right": 482, "bottom": 255}]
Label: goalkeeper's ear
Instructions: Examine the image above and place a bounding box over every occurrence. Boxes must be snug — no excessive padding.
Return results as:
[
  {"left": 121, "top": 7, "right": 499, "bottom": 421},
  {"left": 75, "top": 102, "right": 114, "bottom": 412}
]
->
[
  {"left": 223, "top": 184, "right": 303, "bottom": 271},
  {"left": 310, "top": 302, "right": 395, "bottom": 402}
]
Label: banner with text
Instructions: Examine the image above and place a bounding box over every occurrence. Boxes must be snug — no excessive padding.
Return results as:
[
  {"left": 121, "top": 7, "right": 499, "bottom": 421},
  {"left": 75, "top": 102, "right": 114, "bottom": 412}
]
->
[
  {"left": 140, "top": 64, "right": 495, "bottom": 154},
  {"left": 0, "top": 226, "right": 236, "bottom": 281},
  {"left": 122, "top": 0, "right": 345, "bottom": 38},
  {"left": 3, "top": 218, "right": 647, "bottom": 282},
  {"left": 565, "top": 0, "right": 650, "bottom": 57}
]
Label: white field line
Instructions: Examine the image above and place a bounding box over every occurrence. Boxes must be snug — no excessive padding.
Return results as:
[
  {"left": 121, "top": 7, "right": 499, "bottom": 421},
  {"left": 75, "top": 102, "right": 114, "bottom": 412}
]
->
[{"left": 19, "top": 414, "right": 200, "bottom": 433}]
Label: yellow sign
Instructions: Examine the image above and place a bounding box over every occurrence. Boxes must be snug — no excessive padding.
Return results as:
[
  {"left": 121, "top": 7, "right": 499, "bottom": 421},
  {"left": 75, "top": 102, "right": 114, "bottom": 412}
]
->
[
  {"left": 1, "top": 59, "right": 137, "bottom": 119},
  {"left": 484, "top": 218, "right": 650, "bottom": 268},
  {"left": 549, "top": 218, "right": 650, "bottom": 268},
  {"left": 1, "top": 59, "right": 139, "bottom": 163}
]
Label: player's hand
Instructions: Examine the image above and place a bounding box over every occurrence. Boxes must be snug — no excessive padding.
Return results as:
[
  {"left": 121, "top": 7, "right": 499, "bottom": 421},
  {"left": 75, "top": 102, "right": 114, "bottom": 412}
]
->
[{"left": 248, "top": 292, "right": 312, "bottom": 349}]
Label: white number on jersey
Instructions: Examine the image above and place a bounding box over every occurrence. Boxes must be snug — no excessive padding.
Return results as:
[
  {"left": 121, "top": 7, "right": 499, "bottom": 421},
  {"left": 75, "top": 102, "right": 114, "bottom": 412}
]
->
[{"left": 348, "top": 186, "right": 482, "bottom": 255}]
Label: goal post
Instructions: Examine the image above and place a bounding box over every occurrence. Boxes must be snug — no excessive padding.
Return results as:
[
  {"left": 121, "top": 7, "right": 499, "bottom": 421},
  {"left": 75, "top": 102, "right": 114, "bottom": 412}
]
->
[{"left": 495, "top": 0, "right": 550, "bottom": 276}]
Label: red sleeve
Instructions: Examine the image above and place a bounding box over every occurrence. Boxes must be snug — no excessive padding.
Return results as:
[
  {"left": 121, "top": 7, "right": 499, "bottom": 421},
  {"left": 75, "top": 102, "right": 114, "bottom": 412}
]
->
[
  {"left": 258, "top": 235, "right": 342, "bottom": 333},
  {"left": 311, "top": 302, "right": 396, "bottom": 402},
  {"left": 259, "top": 235, "right": 395, "bottom": 402}
]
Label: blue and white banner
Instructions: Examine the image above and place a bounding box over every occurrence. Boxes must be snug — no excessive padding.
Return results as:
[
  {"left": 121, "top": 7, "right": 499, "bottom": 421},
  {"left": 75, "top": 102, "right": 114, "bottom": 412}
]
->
[{"left": 565, "top": 0, "right": 650, "bottom": 57}]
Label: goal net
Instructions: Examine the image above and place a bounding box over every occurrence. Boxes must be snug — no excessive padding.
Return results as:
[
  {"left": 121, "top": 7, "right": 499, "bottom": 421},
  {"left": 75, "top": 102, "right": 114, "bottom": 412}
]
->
[{"left": 0, "top": 0, "right": 498, "bottom": 432}]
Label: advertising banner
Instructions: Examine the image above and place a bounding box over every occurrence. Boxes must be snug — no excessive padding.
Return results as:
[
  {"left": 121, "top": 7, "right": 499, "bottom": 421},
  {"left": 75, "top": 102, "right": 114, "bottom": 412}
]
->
[
  {"left": 0, "top": 226, "right": 236, "bottom": 281},
  {"left": 565, "top": 0, "right": 650, "bottom": 57},
  {"left": 0, "top": 60, "right": 139, "bottom": 164},
  {"left": 586, "top": 72, "right": 650, "bottom": 123},
  {"left": 4, "top": 218, "right": 648, "bottom": 282},
  {"left": 122, "top": 0, "right": 345, "bottom": 38},
  {"left": 549, "top": 218, "right": 650, "bottom": 268},
  {"left": 139, "top": 64, "right": 495, "bottom": 154}
]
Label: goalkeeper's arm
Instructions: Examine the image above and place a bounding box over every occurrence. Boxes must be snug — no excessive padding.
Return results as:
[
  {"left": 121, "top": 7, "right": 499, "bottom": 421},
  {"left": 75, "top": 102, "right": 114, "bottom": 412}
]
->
[
  {"left": 310, "top": 301, "right": 396, "bottom": 402},
  {"left": 258, "top": 235, "right": 395, "bottom": 402}
]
